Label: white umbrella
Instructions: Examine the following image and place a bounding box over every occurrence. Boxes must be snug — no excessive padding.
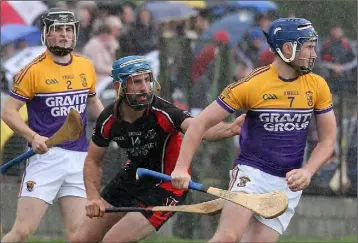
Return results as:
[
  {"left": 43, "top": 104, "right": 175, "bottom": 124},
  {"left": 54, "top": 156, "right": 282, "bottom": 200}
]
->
[{"left": 3, "top": 46, "right": 46, "bottom": 88}]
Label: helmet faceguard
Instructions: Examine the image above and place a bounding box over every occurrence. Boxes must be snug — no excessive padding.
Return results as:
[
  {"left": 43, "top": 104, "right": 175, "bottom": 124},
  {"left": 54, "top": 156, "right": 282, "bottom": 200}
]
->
[
  {"left": 264, "top": 18, "right": 318, "bottom": 75},
  {"left": 41, "top": 8, "right": 79, "bottom": 56},
  {"left": 112, "top": 56, "right": 161, "bottom": 110}
]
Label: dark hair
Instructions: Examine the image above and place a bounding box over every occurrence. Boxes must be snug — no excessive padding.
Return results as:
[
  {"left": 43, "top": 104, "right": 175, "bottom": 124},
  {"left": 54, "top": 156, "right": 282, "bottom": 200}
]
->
[{"left": 96, "top": 24, "right": 112, "bottom": 35}]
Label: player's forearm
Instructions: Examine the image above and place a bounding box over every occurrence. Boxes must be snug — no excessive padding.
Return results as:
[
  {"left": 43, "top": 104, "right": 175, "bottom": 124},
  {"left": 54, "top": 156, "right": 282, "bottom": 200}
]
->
[
  {"left": 83, "top": 158, "right": 103, "bottom": 200},
  {"left": 203, "top": 122, "right": 233, "bottom": 141},
  {"left": 2, "top": 107, "right": 36, "bottom": 143},
  {"left": 176, "top": 121, "right": 207, "bottom": 169},
  {"left": 303, "top": 139, "right": 335, "bottom": 175}
]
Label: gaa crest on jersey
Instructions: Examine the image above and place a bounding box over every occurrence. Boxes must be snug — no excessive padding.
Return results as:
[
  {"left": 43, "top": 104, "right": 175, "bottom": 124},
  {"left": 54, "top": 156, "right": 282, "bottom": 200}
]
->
[
  {"left": 80, "top": 73, "right": 87, "bottom": 87},
  {"left": 237, "top": 176, "right": 250, "bottom": 187},
  {"left": 26, "top": 181, "right": 36, "bottom": 192},
  {"left": 305, "top": 91, "right": 313, "bottom": 106}
]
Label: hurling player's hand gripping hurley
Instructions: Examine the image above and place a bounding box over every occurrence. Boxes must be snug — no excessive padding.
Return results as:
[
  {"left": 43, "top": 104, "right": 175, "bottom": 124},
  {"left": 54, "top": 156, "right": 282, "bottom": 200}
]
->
[
  {"left": 1, "top": 109, "right": 83, "bottom": 174},
  {"left": 136, "top": 168, "right": 288, "bottom": 219},
  {"left": 105, "top": 199, "right": 225, "bottom": 215}
]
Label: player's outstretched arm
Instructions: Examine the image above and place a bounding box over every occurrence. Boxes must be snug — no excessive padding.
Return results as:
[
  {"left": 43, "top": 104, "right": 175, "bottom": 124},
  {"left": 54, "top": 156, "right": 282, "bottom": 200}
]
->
[{"left": 202, "top": 113, "right": 246, "bottom": 141}]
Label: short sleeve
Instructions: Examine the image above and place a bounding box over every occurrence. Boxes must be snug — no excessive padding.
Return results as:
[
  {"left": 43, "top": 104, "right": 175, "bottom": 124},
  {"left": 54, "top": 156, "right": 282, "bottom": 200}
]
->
[
  {"left": 314, "top": 76, "right": 333, "bottom": 115},
  {"left": 153, "top": 96, "right": 192, "bottom": 133},
  {"left": 10, "top": 66, "right": 36, "bottom": 102},
  {"left": 88, "top": 60, "right": 97, "bottom": 97},
  {"left": 216, "top": 79, "right": 250, "bottom": 113},
  {"left": 91, "top": 105, "right": 115, "bottom": 147}
]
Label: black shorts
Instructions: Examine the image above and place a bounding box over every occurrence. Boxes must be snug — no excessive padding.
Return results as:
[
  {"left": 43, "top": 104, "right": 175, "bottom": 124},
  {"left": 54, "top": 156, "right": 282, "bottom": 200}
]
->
[{"left": 101, "top": 169, "right": 188, "bottom": 230}]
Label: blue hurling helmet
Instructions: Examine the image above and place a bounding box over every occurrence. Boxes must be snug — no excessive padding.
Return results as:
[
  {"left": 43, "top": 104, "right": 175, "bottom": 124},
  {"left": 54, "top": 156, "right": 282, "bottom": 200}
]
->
[
  {"left": 264, "top": 18, "right": 318, "bottom": 74},
  {"left": 111, "top": 56, "right": 160, "bottom": 110}
]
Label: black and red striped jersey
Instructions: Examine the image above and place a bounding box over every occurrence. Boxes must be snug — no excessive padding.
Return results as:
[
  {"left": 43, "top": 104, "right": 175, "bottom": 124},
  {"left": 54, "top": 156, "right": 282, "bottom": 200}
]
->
[{"left": 92, "top": 95, "right": 191, "bottom": 175}]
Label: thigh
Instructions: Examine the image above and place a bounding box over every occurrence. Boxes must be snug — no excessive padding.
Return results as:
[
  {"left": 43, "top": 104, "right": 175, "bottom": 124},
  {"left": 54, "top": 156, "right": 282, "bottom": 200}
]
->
[
  {"left": 58, "top": 150, "right": 87, "bottom": 199},
  {"left": 19, "top": 148, "right": 67, "bottom": 204},
  {"left": 215, "top": 198, "right": 254, "bottom": 241},
  {"left": 241, "top": 217, "right": 280, "bottom": 243},
  {"left": 12, "top": 197, "right": 49, "bottom": 231},
  {"left": 59, "top": 196, "right": 87, "bottom": 236},
  {"left": 103, "top": 212, "right": 155, "bottom": 243},
  {"left": 73, "top": 199, "right": 125, "bottom": 243}
]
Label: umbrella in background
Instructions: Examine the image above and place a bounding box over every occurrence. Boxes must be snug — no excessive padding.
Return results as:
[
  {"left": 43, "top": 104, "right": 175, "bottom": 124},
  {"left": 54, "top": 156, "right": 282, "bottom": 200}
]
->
[
  {"left": 3, "top": 46, "right": 46, "bottom": 87},
  {"left": 209, "top": 1, "right": 278, "bottom": 16},
  {"left": 1, "top": 1, "right": 48, "bottom": 26},
  {"left": 227, "top": 1, "right": 278, "bottom": 13},
  {"left": 170, "top": 1, "right": 207, "bottom": 9},
  {"left": 1, "top": 24, "right": 41, "bottom": 46},
  {"left": 194, "top": 11, "right": 254, "bottom": 56},
  {"left": 143, "top": 1, "right": 198, "bottom": 22}
]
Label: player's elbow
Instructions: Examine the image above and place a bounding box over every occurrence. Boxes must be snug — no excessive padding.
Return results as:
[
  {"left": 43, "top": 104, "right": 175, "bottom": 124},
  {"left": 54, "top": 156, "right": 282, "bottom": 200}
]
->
[{"left": 1, "top": 105, "right": 14, "bottom": 125}]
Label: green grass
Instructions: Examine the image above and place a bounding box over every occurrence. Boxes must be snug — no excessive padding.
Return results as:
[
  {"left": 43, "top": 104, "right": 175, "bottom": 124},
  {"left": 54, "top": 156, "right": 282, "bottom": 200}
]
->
[
  {"left": 28, "top": 235, "right": 357, "bottom": 243},
  {"left": 143, "top": 236, "right": 357, "bottom": 242},
  {"left": 29, "top": 236, "right": 357, "bottom": 243}
]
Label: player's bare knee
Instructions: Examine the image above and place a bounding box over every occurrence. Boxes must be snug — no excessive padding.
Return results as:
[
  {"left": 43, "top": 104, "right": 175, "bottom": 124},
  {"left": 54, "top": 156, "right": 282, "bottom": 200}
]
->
[
  {"left": 209, "top": 231, "right": 238, "bottom": 243},
  {"left": 11, "top": 225, "right": 35, "bottom": 241},
  {"left": 69, "top": 232, "right": 87, "bottom": 243}
]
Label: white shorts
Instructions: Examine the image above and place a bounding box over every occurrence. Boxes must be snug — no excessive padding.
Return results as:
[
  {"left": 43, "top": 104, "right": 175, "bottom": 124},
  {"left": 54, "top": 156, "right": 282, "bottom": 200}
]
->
[
  {"left": 229, "top": 164, "right": 302, "bottom": 235},
  {"left": 19, "top": 147, "right": 87, "bottom": 204}
]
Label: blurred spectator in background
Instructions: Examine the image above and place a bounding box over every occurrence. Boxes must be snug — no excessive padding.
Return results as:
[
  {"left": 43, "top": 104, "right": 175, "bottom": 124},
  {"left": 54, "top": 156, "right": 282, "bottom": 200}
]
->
[
  {"left": 0, "top": 68, "right": 9, "bottom": 92},
  {"left": 120, "top": 2, "right": 136, "bottom": 35},
  {"left": 258, "top": 46, "right": 275, "bottom": 66},
  {"left": 254, "top": 13, "right": 272, "bottom": 33},
  {"left": 194, "top": 9, "right": 211, "bottom": 37},
  {"left": 1, "top": 43, "right": 16, "bottom": 61},
  {"left": 190, "top": 30, "right": 230, "bottom": 109},
  {"left": 105, "top": 15, "right": 123, "bottom": 40},
  {"left": 15, "top": 39, "right": 29, "bottom": 51},
  {"left": 91, "top": 3, "right": 110, "bottom": 35},
  {"left": 123, "top": 8, "right": 158, "bottom": 55},
  {"left": 82, "top": 24, "right": 118, "bottom": 82},
  {"left": 320, "top": 24, "right": 357, "bottom": 94},
  {"left": 76, "top": 7, "right": 93, "bottom": 51},
  {"left": 243, "top": 27, "right": 267, "bottom": 67},
  {"left": 192, "top": 30, "right": 230, "bottom": 84}
]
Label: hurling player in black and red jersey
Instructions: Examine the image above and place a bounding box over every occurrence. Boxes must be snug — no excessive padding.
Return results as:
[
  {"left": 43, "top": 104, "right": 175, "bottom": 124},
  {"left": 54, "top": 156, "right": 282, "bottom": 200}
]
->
[{"left": 71, "top": 56, "right": 245, "bottom": 243}]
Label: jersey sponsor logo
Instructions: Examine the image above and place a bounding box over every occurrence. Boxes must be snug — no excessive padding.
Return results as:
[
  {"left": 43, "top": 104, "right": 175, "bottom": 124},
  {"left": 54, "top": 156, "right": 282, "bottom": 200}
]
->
[
  {"left": 26, "top": 181, "right": 36, "bottom": 192},
  {"left": 62, "top": 75, "right": 74, "bottom": 80},
  {"left": 262, "top": 94, "right": 278, "bottom": 100},
  {"left": 45, "top": 94, "right": 88, "bottom": 117},
  {"left": 237, "top": 176, "right": 250, "bottom": 187},
  {"left": 259, "top": 112, "right": 312, "bottom": 132},
  {"left": 45, "top": 79, "right": 59, "bottom": 84},
  {"left": 305, "top": 91, "right": 314, "bottom": 106},
  {"left": 284, "top": 91, "right": 299, "bottom": 96}
]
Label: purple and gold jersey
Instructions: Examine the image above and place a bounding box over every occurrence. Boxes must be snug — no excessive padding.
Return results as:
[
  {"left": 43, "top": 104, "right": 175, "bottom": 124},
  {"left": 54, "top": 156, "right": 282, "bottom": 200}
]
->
[
  {"left": 217, "top": 64, "right": 333, "bottom": 177},
  {"left": 10, "top": 50, "right": 97, "bottom": 152}
]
